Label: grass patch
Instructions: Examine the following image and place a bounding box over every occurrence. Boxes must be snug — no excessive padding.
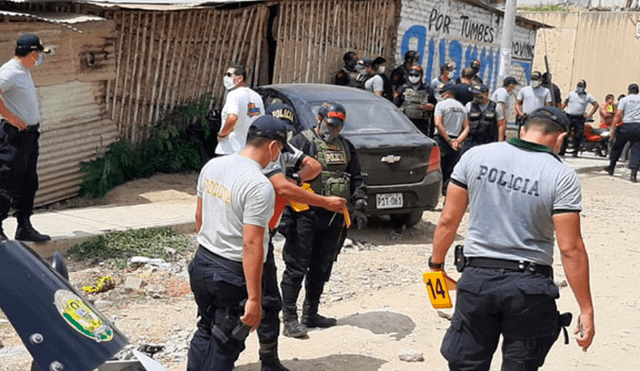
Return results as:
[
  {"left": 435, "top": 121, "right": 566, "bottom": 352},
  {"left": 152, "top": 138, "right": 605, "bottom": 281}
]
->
[
  {"left": 519, "top": 4, "right": 567, "bottom": 11},
  {"left": 67, "top": 227, "right": 191, "bottom": 269}
]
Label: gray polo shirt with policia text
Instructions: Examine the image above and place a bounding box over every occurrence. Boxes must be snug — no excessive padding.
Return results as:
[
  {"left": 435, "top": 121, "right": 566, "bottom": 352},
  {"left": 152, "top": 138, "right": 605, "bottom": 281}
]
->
[{"left": 450, "top": 138, "right": 582, "bottom": 266}]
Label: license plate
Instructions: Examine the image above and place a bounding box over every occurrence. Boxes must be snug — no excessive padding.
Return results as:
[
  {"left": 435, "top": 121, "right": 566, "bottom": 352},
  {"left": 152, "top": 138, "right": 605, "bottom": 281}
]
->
[{"left": 376, "top": 193, "right": 403, "bottom": 209}]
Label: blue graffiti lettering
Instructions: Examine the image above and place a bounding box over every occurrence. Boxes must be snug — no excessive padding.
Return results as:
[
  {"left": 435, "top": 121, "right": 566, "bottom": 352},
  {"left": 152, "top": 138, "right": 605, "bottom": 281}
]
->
[{"left": 400, "top": 25, "right": 426, "bottom": 65}]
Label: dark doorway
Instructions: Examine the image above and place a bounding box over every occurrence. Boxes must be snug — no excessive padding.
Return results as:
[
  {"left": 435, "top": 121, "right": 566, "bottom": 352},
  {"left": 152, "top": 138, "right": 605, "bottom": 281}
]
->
[{"left": 267, "top": 5, "right": 279, "bottom": 84}]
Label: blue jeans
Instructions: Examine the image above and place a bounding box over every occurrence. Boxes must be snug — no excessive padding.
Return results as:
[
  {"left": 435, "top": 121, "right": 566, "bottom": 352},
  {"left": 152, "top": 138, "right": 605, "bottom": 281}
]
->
[{"left": 441, "top": 267, "right": 561, "bottom": 371}]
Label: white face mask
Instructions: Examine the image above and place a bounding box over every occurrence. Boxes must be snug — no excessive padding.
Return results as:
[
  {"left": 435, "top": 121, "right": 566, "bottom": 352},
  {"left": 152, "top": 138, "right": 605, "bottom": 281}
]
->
[
  {"left": 356, "top": 66, "right": 366, "bottom": 75},
  {"left": 447, "top": 71, "right": 454, "bottom": 79},
  {"left": 576, "top": 87, "right": 585, "bottom": 94},
  {"left": 378, "top": 66, "right": 386, "bottom": 74},
  {"left": 319, "top": 121, "right": 341, "bottom": 142},
  {"left": 408, "top": 76, "right": 421, "bottom": 84},
  {"left": 34, "top": 53, "right": 44, "bottom": 67},
  {"left": 531, "top": 80, "right": 540, "bottom": 88},
  {"left": 223, "top": 76, "right": 236, "bottom": 90}
]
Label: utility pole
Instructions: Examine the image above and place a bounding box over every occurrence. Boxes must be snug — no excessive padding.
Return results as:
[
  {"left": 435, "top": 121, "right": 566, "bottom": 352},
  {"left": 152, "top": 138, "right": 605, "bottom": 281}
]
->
[{"left": 498, "top": 0, "right": 518, "bottom": 84}]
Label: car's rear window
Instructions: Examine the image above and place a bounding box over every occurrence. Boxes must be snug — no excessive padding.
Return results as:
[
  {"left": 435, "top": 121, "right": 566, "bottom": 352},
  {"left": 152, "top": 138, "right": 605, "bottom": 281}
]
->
[{"left": 308, "top": 101, "right": 416, "bottom": 135}]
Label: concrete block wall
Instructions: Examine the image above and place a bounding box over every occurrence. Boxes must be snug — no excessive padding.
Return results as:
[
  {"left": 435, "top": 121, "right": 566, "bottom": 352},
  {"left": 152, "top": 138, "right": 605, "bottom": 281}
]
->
[{"left": 396, "top": 0, "right": 538, "bottom": 92}]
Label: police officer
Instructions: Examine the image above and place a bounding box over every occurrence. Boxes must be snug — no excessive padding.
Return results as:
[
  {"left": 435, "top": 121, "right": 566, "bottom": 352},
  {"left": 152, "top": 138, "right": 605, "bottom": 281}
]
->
[
  {"left": 0, "top": 34, "right": 52, "bottom": 242},
  {"left": 606, "top": 83, "right": 640, "bottom": 182},
  {"left": 433, "top": 84, "right": 470, "bottom": 196},
  {"left": 187, "top": 116, "right": 287, "bottom": 371},
  {"left": 334, "top": 51, "right": 359, "bottom": 87},
  {"left": 560, "top": 80, "right": 599, "bottom": 157},
  {"left": 430, "top": 62, "right": 456, "bottom": 103},
  {"left": 430, "top": 107, "right": 595, "bottom": 370},
  {"left": 279, "top": 102, "right": 367, "bottom": 338},
  {"left": 257, "top": 104, "right": 347, "bottom": 370},
  {"left": 455, "top": 59, "right": 483, "bottom": 85},
  {"left": 460, "top": 84, "right": 506, "bottom": 155},
  {"left": 395, "top": 65, "right": 436, "bottom": 137},
  {"left": 452, "top": 67, "right": 475, "bottom": 105},
  {"left": 391, "top": 50, "right": 419, "bottom": 99},
  {"left": 490, "top": 76, "right": 519, "bottom": 121}
]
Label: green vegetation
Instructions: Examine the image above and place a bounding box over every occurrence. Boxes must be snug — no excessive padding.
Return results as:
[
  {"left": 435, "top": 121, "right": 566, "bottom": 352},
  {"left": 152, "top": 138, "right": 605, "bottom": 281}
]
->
[
  {"left": 519, "top": 4, "right": 567, "bottom": 11},
  {"left": 66, "top": 227, "right": 191, "bottom": 269},
  {"left": 79, "top": 94, "right": 213, "bottom": 199}
]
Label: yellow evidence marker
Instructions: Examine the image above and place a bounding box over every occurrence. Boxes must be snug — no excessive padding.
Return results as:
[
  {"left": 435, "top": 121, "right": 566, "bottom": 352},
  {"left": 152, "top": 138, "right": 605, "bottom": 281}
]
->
[{"left": 422, "top": 271, "right": 457, "bottom": 309}]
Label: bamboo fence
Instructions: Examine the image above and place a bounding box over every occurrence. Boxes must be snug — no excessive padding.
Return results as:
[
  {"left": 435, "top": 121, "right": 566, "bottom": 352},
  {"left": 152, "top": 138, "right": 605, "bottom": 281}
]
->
[
  {"left": 108, "top": 0, "right": 396, "bottom": 142},
  {"left": 271, "top": 0, "right": 397, "bottom": 85},
  {"left": 108, "top": 5, "right": 269, "bottom": 143}
]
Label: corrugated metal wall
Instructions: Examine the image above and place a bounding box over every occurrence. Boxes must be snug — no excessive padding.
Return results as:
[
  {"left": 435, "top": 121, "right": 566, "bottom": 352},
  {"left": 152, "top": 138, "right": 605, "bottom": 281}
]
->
[
  {"left": 107, "top": 5, "right": 270, "bottom": 143},
  {"left": 271, "top": 0, "right": 397, "bottom": 84},
  {"left": 0, "top": 18, "right": 119, "bottom": 206}
]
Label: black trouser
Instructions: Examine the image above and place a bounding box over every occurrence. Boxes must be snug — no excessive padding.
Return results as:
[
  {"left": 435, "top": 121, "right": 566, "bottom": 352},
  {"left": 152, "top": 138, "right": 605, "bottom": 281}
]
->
[
  {"left": 560, "top": 114, "right": 585, "bottom": 155},
  {"left": 409, "top": 118, "right": 431, "bottom": 138},
  {"left": 257, "top": 236, "right": 282, "bottom": 343},
  {"left": 610, "top": 123, "right": 640, "bottom": 170},
  {"left": 441, "top": 267, "right": 561, "bottom": 371},
  {"left": 434, "top": 135, "right": 461, "bottom": 196},
  {"left": 187, "top": 247, "right": 247, "bottom": 371},
  {"left": 460, "top": 139, "right": 492, "bottom": 157},
  {"left": 0, "top": 121, "right": 40, "bottom": 221},
  {"left": 279, "top": 207, "right": 345, "bottom": 311}
]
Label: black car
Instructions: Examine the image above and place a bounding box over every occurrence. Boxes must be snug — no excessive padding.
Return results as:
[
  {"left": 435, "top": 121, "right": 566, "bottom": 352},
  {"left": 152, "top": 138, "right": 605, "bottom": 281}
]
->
[{"left": 256, "top": 84, "right": 442, "bottom": 227}]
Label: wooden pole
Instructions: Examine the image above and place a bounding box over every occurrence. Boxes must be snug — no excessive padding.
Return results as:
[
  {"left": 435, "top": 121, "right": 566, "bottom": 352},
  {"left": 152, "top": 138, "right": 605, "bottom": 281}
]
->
[
  {"left": 149, "top": 12, "right": 166, "bottom": 124},
  {"left": 154, "top": 11, "right": 174, "bottom": 123},
  {"left": 131, "top": 11, "right": 149, "bottom": 143}
]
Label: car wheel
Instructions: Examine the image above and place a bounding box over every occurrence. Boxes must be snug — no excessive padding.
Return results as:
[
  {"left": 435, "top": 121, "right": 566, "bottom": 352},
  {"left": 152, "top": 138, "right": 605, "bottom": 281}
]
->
[{"left": 390, "top": 210, "right": 423, "bottom": 228}]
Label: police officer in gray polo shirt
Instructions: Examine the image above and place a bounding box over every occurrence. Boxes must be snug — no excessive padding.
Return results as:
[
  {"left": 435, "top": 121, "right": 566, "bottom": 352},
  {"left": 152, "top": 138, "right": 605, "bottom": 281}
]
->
[
  {"left": 429, "top": 107, "right": 595, "bottom": 370},
  {"left": 560, "top": 79, "right": 599, "bottom": 157},
  {"left": 0, "top": 34, "right": 52, "bottom": 242},
  {"left": 606, "top": 83, "right": 640, "bottom": 182},
  {"left": 433, "top": 83, "right": 469, "bottom": 196}
]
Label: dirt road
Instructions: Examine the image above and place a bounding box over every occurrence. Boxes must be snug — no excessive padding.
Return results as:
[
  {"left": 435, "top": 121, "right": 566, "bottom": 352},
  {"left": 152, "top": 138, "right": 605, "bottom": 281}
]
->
[{"left": 1, "top": 168, "right": 638, "bottom": 370}]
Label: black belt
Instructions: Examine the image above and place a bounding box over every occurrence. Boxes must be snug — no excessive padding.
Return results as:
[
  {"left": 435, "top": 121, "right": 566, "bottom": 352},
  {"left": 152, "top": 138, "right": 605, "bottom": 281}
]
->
[
  {"left": 467, "top": 257, "right": 553, "bottom": 278},
  {"left": 197, "top": 245, "right": 244, "bottom": 276},
  {"left": 1, "top": 121, "right": 39, "bottom": 133}
]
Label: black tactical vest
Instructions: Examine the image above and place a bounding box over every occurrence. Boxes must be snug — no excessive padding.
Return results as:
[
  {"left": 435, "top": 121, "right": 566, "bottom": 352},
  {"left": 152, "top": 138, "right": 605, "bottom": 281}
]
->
[
  {"left": 468, "top": 101, "right": 498, "bottom": 143},
  {"left": 302, "top": 130, "right": 351, "bottom": 199}
]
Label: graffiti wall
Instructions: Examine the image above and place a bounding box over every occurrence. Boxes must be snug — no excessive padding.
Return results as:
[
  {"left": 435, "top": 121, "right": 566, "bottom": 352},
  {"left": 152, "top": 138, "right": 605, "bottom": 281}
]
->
[{"left": 397, "top": 0, "right": 539, "bottom": 92}]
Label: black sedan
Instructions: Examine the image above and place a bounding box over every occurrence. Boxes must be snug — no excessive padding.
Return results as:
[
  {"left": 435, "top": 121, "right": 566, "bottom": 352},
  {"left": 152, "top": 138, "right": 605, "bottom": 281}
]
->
[{"left": 256, "top": 84, "right": 442, "bottom": 227}]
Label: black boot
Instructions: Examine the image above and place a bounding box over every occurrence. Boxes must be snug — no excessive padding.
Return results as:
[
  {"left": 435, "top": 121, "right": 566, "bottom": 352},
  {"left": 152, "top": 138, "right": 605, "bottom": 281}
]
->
[
  {"left": 301, "top": 300, "right": 337, "bottom": 328},
  {"left": 15, "top": 217, "right": 51, "bottom": 242},
  {"left": 604, "top": 165, "right": 615, "bottom": 176},
  {"left": 259, "top": 341, "right": 291, "bottom": 371},
  {"left": 631, "top": 169, "right": 638, "bottom": 183},
  {"left": 282, "top": 307, "right": 307, "bottom": 338}
]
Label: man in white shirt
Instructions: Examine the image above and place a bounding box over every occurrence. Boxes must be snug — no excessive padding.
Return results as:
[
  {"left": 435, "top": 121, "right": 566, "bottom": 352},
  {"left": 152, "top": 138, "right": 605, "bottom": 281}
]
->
[
  {"left": 560, "top": 79, "right": 599, "bottom": 157},
  {"left": 215, "top": 65, "right": 265, "bottom": 155}
]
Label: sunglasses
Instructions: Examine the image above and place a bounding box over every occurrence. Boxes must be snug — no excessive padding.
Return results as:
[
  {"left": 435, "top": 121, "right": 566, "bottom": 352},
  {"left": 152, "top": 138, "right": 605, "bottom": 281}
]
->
[
  {"left": 225, "top": 72, "right": 234, "bottom": 77},
  {"left": 409, "top": 73, "right": 421, "bottom": 77}
]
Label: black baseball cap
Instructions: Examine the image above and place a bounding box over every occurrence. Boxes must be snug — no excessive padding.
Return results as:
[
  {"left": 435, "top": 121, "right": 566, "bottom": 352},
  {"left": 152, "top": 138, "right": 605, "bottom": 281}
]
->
[
  {"left": 357, "top": 58, "right": 372, "bottom": 67},
  {"left": 628, "top": 83, "right": 639, "bottom": 93},
  {"left": 266, "top": 103, "right": 295, "bottom": 124},
  {"left": 470, "top": 84, "right": 489, "bottom": 94},
  {"left": 527, "top": 107, "right": 569, "bottom": 132},
  {"left": 247, "top": 115, "right": 293, "bottom": 152},
  {"left": 503, "top": 76, "right": 519, "bottom": 86},
  {"left": 438, "top": 82, "right": 456, "bottom": 94},
  {"left": 531, "top": 71, "right": 542, "bottom": 80},
  {"left": 16, "top": 34, "right": 51, "bottom": 54}
]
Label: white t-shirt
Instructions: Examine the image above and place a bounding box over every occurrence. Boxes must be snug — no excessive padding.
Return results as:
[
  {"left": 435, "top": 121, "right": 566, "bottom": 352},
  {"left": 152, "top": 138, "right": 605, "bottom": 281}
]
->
[
  {"left": 517, "top": 86, "right": 552, "bottom": 115},
  {"left": 565, "top": 91, "right": 596, "bottom": 116},
  {"left": 491, "top": 87, "right": 510, "bottom": 105},
  {"left": 618, "top": 94, "right": 640, "bottom": 123},
  {"left": 364, "top": 74, "right": 384, "bottom": 94},
  {"left": 434, "top": 98, "right": 467, "bottom": 136},
  {"left": 0, "top": 59, "right": 40, "bottom": 126},
  {"left": 215, "top": 87, "right": 265, "bottom": 155},
  {"left": 197, "top": 153, "right": 275, "bottom": 262}
]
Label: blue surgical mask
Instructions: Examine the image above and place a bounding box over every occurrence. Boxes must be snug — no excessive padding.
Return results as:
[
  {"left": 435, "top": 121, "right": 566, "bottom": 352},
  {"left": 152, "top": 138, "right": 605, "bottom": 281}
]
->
[{"left": 35, "top": 53, "right": 44, "bottom": 67}]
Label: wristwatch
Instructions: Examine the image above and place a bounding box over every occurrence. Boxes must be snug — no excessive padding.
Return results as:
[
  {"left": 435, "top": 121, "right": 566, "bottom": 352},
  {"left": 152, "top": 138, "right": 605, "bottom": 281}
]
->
[
  {"left": 428, "top": 256, "right": 444, "bottom": 269},
  {"left": 291, "top": 172, "right": 302, "bottom": 186}
]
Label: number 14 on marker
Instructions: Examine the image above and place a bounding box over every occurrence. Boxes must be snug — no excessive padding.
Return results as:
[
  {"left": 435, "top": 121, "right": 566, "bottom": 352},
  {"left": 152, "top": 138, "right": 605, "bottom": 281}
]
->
[{"left": 422, "top": 271, "right": 456, "bottom": 309}]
